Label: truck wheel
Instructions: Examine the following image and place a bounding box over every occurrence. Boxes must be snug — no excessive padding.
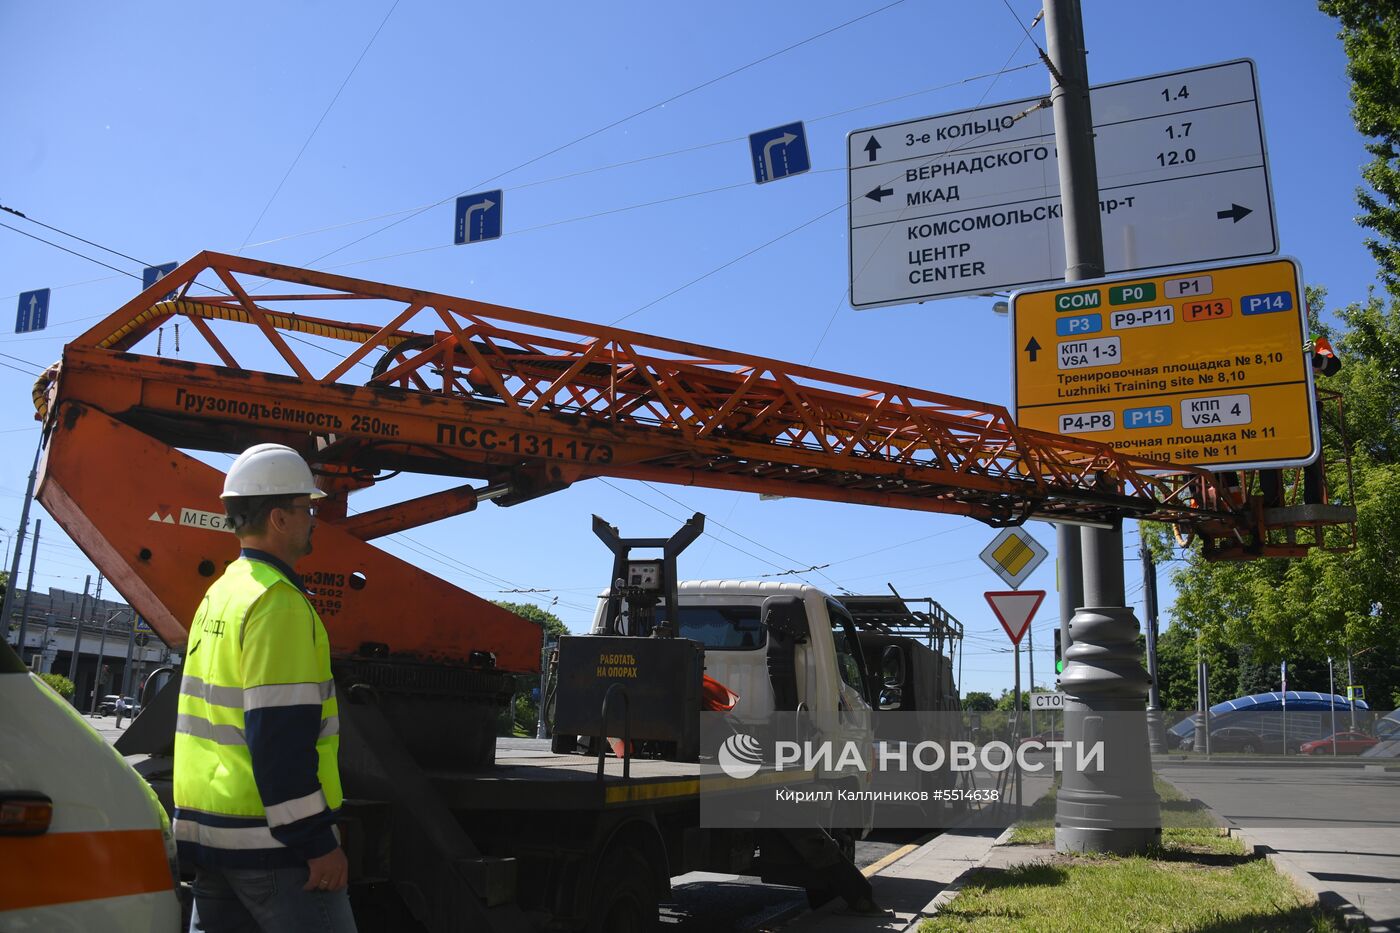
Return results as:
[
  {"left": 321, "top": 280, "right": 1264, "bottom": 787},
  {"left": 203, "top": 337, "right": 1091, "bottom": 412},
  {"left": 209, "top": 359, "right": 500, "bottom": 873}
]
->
[
  {"left": 551, "top": 733, "right": 579, "bottom": 754},
  {"left": 585, "top": 848, "right": 658, "bottom": 933}
]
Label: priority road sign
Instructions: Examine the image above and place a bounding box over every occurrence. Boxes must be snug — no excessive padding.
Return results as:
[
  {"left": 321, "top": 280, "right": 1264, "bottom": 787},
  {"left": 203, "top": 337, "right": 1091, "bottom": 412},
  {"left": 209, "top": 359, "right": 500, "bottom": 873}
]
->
[
  {"left": 985, "top": 590, "right": 1045, "bottom": 646},
  {"left": 455, "top": 190, "right": 503, "bottom": 244},
  {"left": 848, "top": 59, "right": 1276, "bottom": 308},
  {"left": 143, "top": 262, "right": 180, "bottom": 301},
  {"left": 1011, "top": 256, "right": 1314, "bottom": 471},
  {"left": 979, "top": 526, "right": 1047, "bottom": 589},
  {"left": 15, "top": 288, "right": 49, "bottom": 334},
  {"left": 749, "top": 121, "right": 810, "bottom": 185}
]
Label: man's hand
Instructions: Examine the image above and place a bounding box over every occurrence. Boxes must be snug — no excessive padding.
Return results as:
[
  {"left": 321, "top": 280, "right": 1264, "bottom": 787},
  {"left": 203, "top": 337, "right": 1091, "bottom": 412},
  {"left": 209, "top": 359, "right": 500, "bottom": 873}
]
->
[{"left": 304, "top": 846, "right": 349, "bottom": 891}]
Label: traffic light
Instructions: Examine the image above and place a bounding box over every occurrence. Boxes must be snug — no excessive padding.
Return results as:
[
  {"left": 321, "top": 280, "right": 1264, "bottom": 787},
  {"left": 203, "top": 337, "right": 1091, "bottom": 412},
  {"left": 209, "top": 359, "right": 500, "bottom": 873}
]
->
[{"left": 1054, "top": 629, "right": 1064, "bottom": 675}]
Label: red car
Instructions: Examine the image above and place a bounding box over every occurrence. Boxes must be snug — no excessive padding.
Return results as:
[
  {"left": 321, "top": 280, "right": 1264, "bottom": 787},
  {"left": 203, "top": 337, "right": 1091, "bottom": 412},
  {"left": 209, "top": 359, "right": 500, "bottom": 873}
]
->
[
  {"left": 1299, "top": 731, "right": 1379, "bottom": 755},
  {"left": 1018, "top": 730, "right": 1064, "bottom": 748}
]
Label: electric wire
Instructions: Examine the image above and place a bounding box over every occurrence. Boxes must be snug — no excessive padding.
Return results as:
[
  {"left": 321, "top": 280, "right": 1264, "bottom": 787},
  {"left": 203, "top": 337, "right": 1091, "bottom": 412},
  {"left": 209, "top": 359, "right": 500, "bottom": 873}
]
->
[
  {"left": 237, "top": 59, "right": 1039, "bottom": 253},
  {"left": 237, "top": 0, "right": 401, "bottom": 250},
  {"left": 296, "top": 0, "right": 913, "bottom": 270},
  {"left": 0, "top": 221, "right": 139, "bottom": 280}
]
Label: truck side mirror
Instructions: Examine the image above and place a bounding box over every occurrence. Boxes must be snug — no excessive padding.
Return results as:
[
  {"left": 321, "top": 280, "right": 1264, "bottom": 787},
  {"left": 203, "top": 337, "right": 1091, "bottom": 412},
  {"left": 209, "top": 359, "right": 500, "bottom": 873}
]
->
[
  {"left": 878, "top": 645, "right": 905, "bottom": 710},
  {"left": 881, "top": 644, "right": 906, "bottom": 688},
  {"left": 760, "top": 596, "right": 809, "bottom": 643}
]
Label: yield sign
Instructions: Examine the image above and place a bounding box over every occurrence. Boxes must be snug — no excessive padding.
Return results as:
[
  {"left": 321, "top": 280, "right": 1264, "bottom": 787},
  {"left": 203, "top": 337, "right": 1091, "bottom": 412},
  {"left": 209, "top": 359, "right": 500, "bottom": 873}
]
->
[{"left": 984, "top": 590, "right": 1046, "bottom": 646}]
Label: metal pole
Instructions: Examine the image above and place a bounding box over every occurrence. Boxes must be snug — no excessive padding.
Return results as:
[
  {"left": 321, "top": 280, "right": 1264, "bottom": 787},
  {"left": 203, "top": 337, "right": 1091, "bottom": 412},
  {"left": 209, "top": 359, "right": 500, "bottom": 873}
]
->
[
  {"left": 40, "top": 611, "right": 54, "bottom": 674},
  {"left": 1346, "top": 650, "right": 1355, "bottom": 731},
  {"left": 0, "top": 442, "right": 41, "bottom": 648},
  {"left": 1281, "top": 660, "right": 1288, "bottom": 755},
  {"left": 1045, "top": 0, "right": 1157, "bottom": 852},
  {"left": 1057, "top": 525, "right": 1082, "bottom": 688},
  {"left": 1328, "top": 657, "right": 1337, "bottom": 757},
  {"left": 1142, "top": 539, "right": 1165, "bottom": 752},
  {"left": 121, "top": 612, "right": 138, "bottom": 699},
  {"left": 1028, "top": 623, "right": 1036, "bottom": 737},
  {"left": 66, "top": 575, "right": 92, "bottom": 694},
  {"left": 14, "top": 519, "right": 40, "bottom": 664},
  {"left": 88, "top": 577, "right": 108, "bottom": 715},
  {"left": 1014, "top": 641, "right": 1023, "bottom": 810},
  {"left": 535, "top": 639, "right": 554, "bottom": 740}
]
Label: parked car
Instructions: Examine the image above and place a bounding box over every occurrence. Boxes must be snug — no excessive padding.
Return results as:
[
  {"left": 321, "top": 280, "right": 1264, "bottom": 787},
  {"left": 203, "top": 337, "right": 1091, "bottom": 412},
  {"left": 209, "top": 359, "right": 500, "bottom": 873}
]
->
[
  {"left": 98, "top": 694, "right": 140, "bottom": 716},
  {"left": 1177, "top": 727, "right": 1293, "bottom": 754},
  {"left": 1300, "top": 731, "right": 1379, "bottom": 755},
  {"left": 1017, "top": 730, "right": 1064, "bottom": 748},
  {"left": 1206, "top": 727, "right": 1269, "bottom": 753}
]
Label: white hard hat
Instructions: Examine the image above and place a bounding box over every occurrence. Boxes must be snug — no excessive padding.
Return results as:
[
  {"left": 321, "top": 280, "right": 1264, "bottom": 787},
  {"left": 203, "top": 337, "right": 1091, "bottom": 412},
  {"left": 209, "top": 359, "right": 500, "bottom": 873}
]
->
[{"left": 221, "top": 443, "right": 327, "bottom": 500}]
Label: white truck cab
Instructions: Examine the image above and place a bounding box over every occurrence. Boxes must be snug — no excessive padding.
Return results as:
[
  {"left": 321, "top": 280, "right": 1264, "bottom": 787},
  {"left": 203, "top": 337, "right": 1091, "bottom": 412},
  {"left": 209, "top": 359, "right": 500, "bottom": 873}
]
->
[
  {"left": 590, "top": 579, "right": 877, "bottom": 803},
  {"left": 0, "top": 640, "right": 181, "bottom": 931}
]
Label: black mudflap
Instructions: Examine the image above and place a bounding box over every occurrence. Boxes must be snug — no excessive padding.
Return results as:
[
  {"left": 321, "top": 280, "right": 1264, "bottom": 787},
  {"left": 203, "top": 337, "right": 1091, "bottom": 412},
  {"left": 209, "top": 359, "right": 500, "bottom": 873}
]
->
[{"left": 755, "top": 828, "right": 879, "bottom": 912}]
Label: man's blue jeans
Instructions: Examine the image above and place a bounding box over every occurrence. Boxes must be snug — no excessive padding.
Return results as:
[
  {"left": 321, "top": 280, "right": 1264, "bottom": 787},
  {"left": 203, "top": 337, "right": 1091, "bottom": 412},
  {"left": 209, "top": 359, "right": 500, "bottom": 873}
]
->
[{"left": 189, "top": 865, "right": 357, "bottom": 933}]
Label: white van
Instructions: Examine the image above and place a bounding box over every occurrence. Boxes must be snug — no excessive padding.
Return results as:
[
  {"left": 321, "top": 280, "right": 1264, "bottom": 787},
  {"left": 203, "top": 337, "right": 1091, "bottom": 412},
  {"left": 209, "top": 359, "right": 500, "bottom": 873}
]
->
[{"left": 0, "top": 640, "right": 180, "bottom": 931}]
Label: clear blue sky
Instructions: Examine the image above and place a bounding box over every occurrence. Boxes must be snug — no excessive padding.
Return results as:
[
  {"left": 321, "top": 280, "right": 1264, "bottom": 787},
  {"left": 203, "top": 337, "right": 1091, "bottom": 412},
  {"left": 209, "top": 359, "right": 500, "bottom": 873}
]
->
[{"left": 0, "top": 1, "right": 1376, "bottom": 696}]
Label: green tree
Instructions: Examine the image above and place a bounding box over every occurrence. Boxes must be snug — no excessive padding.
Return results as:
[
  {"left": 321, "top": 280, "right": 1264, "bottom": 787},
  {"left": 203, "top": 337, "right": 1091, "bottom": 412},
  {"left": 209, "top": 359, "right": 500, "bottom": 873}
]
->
[
  {"left": 39, "top": 672, "right": 74, "bottom": 699},
  {"left": 995, "top": 688, "right": 1028, "bottom": 712},
  {"left": 1320, "top": 0, "right": 1400, "bottom": 294},
  {"left": 1151, "top": 288, "right": 1400, "bottom": 710},
  {"left": 962, "top": 690, "right": 996, "bottom": 711}
]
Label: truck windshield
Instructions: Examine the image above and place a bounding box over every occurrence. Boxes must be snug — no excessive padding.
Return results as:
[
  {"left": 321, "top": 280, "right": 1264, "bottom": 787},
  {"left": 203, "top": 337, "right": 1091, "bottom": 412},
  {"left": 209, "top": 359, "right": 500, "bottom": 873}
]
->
[{"left": 656, "top": 605, "right": 765, "bottom": 650}]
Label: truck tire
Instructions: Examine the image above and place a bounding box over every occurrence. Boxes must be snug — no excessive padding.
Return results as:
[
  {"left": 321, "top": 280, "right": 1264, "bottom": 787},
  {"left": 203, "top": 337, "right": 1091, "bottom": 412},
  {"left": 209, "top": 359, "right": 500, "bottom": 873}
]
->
[{"left": 585, "top": 847, "right": 658, "bottom": 933}]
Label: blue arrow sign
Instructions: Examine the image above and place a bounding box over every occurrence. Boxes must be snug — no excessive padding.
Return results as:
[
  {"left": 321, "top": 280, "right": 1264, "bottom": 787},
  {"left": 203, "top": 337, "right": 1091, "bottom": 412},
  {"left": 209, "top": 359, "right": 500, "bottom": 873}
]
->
[
  {"left": 143, "top": 262, "right": 180, "bottom": 301},
  {"left": 749, "top": 121, "right": 810, "bottom": 184},
  {"left": 15, "top": 289, "right": 50, "bottom": 334},
  {"left": 454, "top": 190, "right": 503, "bottom": 244}
]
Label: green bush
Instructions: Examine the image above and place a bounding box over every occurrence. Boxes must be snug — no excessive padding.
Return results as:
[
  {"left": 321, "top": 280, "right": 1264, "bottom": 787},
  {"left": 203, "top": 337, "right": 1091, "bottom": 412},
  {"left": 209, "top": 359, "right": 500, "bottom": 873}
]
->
[{"left": 38, "top": 672, "right": 74, "bottom": 699}]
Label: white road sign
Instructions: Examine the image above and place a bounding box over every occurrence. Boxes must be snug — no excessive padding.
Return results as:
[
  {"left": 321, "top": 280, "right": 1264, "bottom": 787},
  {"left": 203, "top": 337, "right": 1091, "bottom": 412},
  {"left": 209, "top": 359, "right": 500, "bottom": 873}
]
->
[
  {"left": 1031, "top": 692, "right": 1066, "bottom": 711},
  {"left": 848, "top": 59, "right": 1276, "bottom": 309}
]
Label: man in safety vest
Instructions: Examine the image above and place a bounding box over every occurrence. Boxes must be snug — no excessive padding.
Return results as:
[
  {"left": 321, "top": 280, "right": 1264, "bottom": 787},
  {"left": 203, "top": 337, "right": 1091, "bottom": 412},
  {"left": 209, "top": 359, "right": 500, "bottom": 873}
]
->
[{"left": 174, "top": 443, "right": 355, "bottom": 932}]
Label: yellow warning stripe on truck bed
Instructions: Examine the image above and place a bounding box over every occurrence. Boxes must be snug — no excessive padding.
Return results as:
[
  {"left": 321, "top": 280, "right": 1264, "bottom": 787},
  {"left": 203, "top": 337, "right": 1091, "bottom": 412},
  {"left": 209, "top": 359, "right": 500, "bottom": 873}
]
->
[{"left": 603, "top": 770, "right": 810, "bottom": 805}]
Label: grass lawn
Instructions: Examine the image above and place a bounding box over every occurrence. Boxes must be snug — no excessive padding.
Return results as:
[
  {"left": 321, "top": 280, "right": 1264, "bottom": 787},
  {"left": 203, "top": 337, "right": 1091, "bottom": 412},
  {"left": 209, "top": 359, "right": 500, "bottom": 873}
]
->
[{"left": 921, "top": 775, "right": 1343, "bottom": 932}]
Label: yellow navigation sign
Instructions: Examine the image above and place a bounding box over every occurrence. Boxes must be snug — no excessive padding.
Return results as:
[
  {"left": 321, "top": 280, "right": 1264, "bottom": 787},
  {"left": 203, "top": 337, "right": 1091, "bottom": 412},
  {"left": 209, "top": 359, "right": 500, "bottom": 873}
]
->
[{"left": 1011, "top": 257, "right": 1316, "bottom": 470}]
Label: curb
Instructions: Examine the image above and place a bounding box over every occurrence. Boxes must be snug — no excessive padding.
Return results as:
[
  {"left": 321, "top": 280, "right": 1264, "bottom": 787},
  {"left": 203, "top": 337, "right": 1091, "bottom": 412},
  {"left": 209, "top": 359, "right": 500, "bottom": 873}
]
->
[
  {"left": 1225, "top": 827, "right": 1373, "bottom": 931},
  {"left": 1163, "top": 775, "right": 1376, "bottom": 930},
  {"left": 910, "top": 826, "right": 1015, "bottom": 931}
]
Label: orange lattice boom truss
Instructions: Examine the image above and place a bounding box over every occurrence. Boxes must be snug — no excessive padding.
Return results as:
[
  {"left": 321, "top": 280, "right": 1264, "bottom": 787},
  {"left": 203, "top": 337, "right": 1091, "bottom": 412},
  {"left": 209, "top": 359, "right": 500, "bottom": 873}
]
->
[
  {"left": 41, "top": 252, "right": 1240, "bottom": 528},
  {"left": 37, "top": 252, "right": 1353, "bottom": 661}
]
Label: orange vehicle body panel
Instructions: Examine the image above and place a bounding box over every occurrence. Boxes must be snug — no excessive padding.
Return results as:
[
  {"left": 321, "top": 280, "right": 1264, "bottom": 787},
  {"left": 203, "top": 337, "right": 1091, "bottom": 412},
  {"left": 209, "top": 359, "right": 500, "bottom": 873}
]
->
[{"left": 39, "top": 400, "right": 541, "bottom": 671}]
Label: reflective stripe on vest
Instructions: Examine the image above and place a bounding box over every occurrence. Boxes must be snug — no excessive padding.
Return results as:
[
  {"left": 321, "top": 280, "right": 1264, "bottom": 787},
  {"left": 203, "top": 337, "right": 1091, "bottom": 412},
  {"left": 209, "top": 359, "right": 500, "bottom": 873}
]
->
[{"left": 173, "top": 558, "right": 341, "bottom": 832}]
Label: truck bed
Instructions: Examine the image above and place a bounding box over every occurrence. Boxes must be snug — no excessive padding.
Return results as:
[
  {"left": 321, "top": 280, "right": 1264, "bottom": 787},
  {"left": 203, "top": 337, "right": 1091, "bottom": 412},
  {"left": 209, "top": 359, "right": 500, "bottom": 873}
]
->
[{"left": 427, "top": 743, "right": 805, "bottom": 812}]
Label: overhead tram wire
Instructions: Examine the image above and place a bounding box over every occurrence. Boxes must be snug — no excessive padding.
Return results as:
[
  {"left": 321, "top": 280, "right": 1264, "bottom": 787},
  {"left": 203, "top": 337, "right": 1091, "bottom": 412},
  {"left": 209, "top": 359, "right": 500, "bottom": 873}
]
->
[
  {"left": 597, "top": 478, "right": 816, "bottom": 582},
  {"left": 0, "top": 221, "right": 139, "bottom": 281},
  {"left": 292, "top": 0, "right": 914, "bottom": 271},
  {"left": 634, "top": 481, "right": 852, "bottom": 593},
  {"left": 0, "top": 218, "right": 589, "bottom": 609},
  {"left": 236, "top": 0, "right": 401, "bottom": 252},
  {"left": 10, "top": 52, "right": 1042, "bottom": 298},
  {"left": 236, "top": 59, "right": 1040, "bottom": 257}
]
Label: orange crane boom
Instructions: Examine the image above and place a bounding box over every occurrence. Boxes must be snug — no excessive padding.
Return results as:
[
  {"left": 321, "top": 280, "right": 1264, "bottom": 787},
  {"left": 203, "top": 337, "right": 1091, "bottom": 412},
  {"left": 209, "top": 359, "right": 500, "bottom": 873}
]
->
[{"left": 32, "top": 252, "right": 1344, "bottom": 666}]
